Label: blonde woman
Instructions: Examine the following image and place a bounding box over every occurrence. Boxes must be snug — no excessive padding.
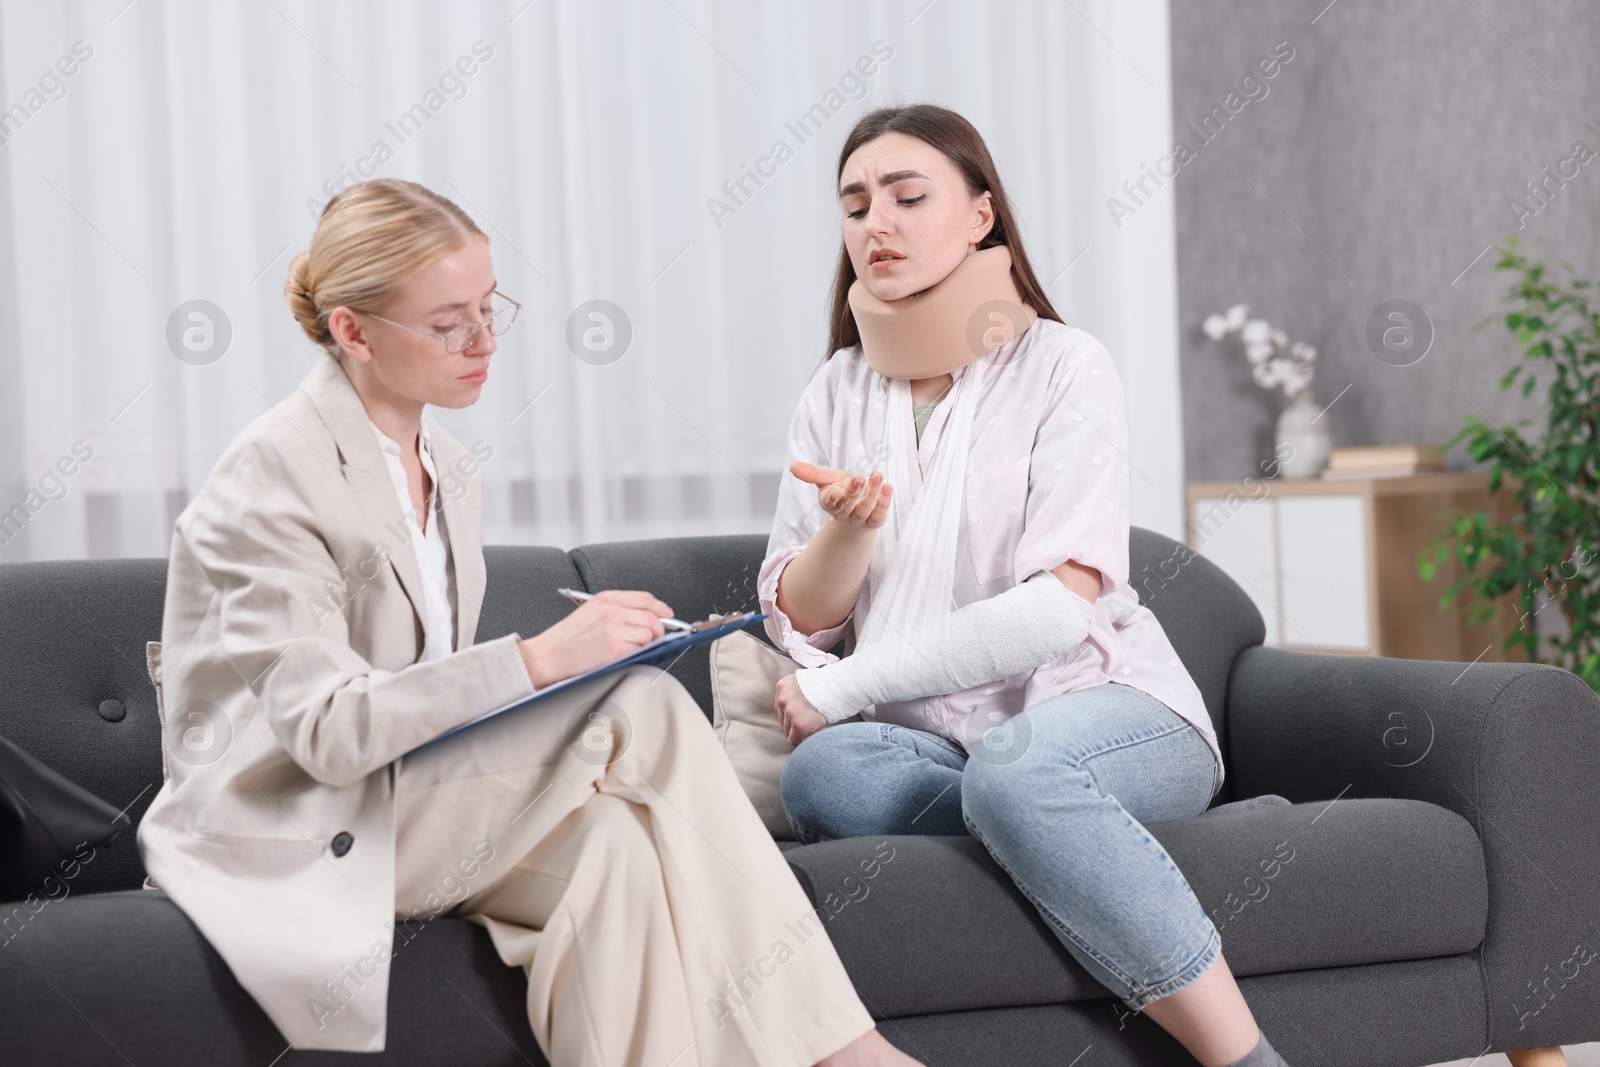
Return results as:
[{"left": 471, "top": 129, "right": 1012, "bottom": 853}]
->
[{"left": 136, "top": 178, "right": 921, "bottom": 1067}]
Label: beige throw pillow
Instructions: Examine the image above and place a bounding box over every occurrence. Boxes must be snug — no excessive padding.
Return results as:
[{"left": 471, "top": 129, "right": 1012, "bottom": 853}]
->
[
  {"left": 143, "top": 640, "right": 165, "bottom": 891},
  {"left": 146, "top": 640, "right": 168, "bottom": 783},
  {"left": 707, "top": 622, "right": 859, "bottom": 840}
]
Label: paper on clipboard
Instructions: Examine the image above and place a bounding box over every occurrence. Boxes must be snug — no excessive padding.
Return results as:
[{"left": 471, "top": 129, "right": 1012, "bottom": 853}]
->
[{"left": 410, "top": 610, "right": 768, "bottom": 753}]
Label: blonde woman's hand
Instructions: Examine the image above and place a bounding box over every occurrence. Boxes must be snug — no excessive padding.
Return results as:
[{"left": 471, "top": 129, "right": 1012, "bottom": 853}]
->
[
  {"left": 790, "top": 461, "right": 893, "bottom": 530},
  {"left": 518, "top": 590, "right": 674, "bottom": 687},
  {"left": 773, "top": 673, "right": 829, "bottom": 747}
]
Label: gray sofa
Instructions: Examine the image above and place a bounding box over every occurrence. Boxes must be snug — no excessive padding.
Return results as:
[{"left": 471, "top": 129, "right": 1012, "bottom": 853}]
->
[{"left": 1, "top": 528, "right": 1597, "bottom": 1066}]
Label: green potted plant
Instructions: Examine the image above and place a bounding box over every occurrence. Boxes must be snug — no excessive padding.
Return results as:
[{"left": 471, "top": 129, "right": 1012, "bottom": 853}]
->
[{"left": 1420, "top": 235, "right": 1600, "bottom": 690}]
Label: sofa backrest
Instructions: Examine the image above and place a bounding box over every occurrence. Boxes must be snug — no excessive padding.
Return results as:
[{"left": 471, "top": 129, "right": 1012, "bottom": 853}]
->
[
  {"left": 0, "top": 526, "right": 1263, "bottom": 894},
  {"left": 1128, "top": 526, "right": 1267, "bottom": 788},
  {"left": 562, "top": 530, "right": 1268, "bottom": 786},
  {"left": 562, "top": 533, "right": 802, "bottom": 726},
  {"left": 0, "top": 559, "right": 169, "bottom": 897}
]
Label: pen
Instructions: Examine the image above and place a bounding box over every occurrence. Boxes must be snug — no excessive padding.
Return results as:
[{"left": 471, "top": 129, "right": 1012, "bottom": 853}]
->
[{"left": 555, "top": 587, "right": 694, "bottom": 632}]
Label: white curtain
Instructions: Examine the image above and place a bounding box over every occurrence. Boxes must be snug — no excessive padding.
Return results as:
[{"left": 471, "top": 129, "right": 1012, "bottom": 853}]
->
[{"left": 0, "top": 0, "right": 1184, "bottom": 560}]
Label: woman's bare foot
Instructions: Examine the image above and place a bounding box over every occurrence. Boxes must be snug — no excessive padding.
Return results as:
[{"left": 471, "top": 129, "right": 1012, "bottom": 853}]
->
[{"left": 814, "top": 1025, "right": 924, "bottom": 1065}]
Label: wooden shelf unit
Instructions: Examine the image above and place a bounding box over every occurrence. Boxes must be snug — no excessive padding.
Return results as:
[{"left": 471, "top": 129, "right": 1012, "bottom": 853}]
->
[{"left": 1184, "top": 470, "right": 1528, "bottom": 662}]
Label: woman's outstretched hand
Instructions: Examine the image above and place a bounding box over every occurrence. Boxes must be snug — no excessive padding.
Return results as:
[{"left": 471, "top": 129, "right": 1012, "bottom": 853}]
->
[
  {"left": 518, "top": 590, "right": 675, "bottom": 688},
  {"left": 774, "top": 673, "right": 829, "bottom": 747},
  {"left": 790, "top": 461, "right": 893, "bottom": 530}
]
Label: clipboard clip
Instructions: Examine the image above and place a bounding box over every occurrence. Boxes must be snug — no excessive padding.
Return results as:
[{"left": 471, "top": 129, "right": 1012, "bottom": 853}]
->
[{"left": 691, "top": 610, "right": 750, "bottom": 633}]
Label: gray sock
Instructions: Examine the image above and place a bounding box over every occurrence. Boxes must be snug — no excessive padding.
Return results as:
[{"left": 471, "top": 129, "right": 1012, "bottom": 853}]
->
[{"left": 1222, "top": 1028, "right": 1288, "bottom": 1067}]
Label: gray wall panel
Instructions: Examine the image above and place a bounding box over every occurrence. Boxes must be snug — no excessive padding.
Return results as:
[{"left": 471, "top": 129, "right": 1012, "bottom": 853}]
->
[{"left": 1171, "top": 0, "right": 1600, "bottom": 481}]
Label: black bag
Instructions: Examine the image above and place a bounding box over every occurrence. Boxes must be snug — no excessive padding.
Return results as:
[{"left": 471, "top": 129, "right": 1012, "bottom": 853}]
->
[{"left": 0, "top": 735, "right": 130, "bottom": 902}]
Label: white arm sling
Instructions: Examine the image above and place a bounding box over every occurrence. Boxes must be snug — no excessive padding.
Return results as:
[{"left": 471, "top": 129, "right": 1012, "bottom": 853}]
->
[{"left": 794, "top": 361, "right": 1094, "bottom": 724}]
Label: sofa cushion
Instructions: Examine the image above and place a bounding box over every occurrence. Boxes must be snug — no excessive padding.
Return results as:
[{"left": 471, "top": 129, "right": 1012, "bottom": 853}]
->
[
  {"left": 780, "top": 798, "right": 1485, "bottom": 1017},
  {"left": 475, "top": 546, "right": 587, "bottom": 649},
  {"left": 709, "top": 625, "right": 803, "bottom": 840},
  {"left": 0, "top": 889, "right": 549, "bottom": 1066},
  {"left": 0, "top": 559, "right": 168, "bottom": 897},
  {"left": 568, "top": 534, "right": 849, "bottom": 722},
  {"left": 0, "top": 801, "right": 1485, "bottom": 1062},
  {"left": 567, "top": 531, "right": 1262, "bottom": 802},
  {"left": 0, "top": 547, "right": 587, "bottom": 900},
  {"left": 1127, "top": 526, "right": 1264, "bottom": 797}
]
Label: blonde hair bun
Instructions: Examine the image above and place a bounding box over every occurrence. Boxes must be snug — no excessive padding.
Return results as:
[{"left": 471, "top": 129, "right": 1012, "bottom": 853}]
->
[{"left": 283, "top": 179, "right": 486, "bottom": 356}]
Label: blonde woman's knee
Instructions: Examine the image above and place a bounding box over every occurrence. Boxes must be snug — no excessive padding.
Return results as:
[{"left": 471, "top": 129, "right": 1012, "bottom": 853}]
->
[
  {"left": 595, "top": 666, "right": 713, "bottom": 761},
  {"left": 613, "top": 666, "right": 707, "bottom": 722}
]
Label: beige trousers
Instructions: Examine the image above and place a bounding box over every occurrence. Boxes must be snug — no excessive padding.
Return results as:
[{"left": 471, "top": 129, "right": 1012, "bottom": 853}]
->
[{"left": 393, "top": 663, "right": 876, "bottom": 1067}]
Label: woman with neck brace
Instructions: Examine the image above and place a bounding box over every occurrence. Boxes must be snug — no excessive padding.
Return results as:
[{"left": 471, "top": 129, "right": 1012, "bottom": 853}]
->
[{"left": 756, "top": 106, "right": 1291, "bottom": 1067}]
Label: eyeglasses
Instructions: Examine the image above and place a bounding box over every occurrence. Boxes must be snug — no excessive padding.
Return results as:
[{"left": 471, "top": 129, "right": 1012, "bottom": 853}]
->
[{"left": 363, "top": 291, "right": 521, "bottom": 354}]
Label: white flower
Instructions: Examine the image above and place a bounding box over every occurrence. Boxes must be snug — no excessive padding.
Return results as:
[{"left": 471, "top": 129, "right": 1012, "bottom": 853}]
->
[
  {"left": 1278, "top": 359, "right": 1315, "bottom": 397},
  {"left": 1215, "top": 305, "right": 1316, "bottom": 396}
]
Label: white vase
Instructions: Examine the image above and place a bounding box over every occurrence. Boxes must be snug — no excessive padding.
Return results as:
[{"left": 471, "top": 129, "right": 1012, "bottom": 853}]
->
[{"left": 1274, "top": 390, "right": 1330, "bottom": 478}]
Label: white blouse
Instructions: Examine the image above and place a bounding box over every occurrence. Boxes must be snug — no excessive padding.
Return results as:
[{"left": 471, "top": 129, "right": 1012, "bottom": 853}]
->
[
  {"left": 369, "top": 418, "right": 456, "bottom": 664},
  {"left": 758, "top": 317, "right": 1224, "bottom": 796}
]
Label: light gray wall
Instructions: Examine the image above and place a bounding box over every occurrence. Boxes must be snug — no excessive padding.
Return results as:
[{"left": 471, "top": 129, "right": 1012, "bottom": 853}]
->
[{"left": 1170, "top": 0, "right": 1600, "bottom": 481}]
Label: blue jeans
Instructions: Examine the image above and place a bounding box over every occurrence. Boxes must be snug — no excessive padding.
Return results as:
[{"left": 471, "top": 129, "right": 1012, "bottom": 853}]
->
[{"left": 779, "top": 681, "right": 1222, "bottom": 1010}]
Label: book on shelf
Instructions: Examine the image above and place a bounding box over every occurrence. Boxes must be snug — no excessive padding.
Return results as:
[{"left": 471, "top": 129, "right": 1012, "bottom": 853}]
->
[
  {"left": 1320, "top": 465, "right": 1436, "bottom": 480},
  {"left": 1323, "top": 443, "right": 1445, "bottom": 472}
]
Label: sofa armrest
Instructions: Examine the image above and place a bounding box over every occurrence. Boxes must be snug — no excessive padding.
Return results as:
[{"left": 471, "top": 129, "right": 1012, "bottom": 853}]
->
[{"left": 1226, "top": 645, "right": 1600, "bottom": 1051}]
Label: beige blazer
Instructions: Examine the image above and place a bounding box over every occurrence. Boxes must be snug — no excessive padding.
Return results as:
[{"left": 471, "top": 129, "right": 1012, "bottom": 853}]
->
[{"left": 136, "top": 354, "right": 537, "bottom": 1052}]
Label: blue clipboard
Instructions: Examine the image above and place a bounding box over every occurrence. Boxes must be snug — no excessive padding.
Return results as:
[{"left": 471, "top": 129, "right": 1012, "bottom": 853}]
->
[{"left": 411, "top": 610, "right": 768, "bottom": 753}]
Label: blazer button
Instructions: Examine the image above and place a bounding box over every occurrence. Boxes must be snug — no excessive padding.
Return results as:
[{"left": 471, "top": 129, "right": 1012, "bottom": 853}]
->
[{"left": 330, "top": 831, "right": 354, "bottom": 857}]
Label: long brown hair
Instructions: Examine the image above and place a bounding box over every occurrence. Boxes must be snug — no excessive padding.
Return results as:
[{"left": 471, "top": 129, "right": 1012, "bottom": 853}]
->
[{"left": 824, "top": 104, "right": 1063, "bottom": 359}]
